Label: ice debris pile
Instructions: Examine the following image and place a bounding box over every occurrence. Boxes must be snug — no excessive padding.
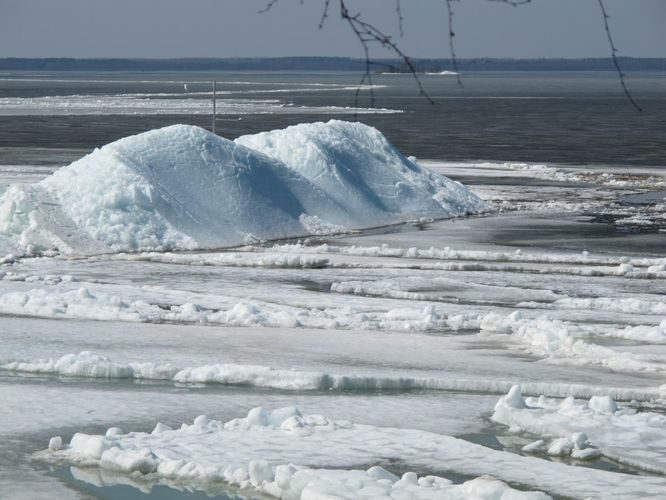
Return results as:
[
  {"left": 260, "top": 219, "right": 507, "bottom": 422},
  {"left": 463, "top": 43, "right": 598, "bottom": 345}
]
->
[
  {"left": 0, "top": 121, "right": 484, "bottom": 254},
  {"left": 42, "top": 405, "right": 550, "bottom": 500},
  {"left": 492, "top": 386, "right": 666, "bottom": 473},
  {"left": 235, "top": 120, "right": 483, "bottom": 226}
]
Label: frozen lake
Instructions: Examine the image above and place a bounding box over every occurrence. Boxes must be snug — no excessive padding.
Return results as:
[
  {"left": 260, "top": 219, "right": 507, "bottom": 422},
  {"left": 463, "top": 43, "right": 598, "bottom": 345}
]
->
[{"left": 1, "top": 71, "right": 665, "bottom": 499}]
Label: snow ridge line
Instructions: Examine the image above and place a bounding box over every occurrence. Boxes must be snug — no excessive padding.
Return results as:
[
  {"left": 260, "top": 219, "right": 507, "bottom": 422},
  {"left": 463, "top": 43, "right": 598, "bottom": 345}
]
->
[
  {"left": 2, "top": 352, "right": 663, "bottom": 402},
  {"left": 105, "top": 247, "right": 666, "bottom": 278},
  {"left": 240, "top": 242, "right": 666, "bottom": 269}
]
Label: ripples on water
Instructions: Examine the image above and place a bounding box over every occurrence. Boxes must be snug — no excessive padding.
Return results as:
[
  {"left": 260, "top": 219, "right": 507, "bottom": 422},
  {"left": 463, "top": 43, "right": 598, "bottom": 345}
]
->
[{"left": 0, "top": 71, "right": 664, "bottom": 167}]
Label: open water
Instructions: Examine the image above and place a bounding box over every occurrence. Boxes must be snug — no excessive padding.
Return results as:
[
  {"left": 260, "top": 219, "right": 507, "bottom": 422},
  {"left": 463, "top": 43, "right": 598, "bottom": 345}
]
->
[{"left": 0, "top": 70, "right": 664, "bottom": 167}]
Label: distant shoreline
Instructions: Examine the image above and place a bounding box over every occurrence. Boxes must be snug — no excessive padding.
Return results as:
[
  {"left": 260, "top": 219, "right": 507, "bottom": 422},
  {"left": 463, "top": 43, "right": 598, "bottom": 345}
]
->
[{"left": 0, "top": 57, "right": 664, "bottom": 72}]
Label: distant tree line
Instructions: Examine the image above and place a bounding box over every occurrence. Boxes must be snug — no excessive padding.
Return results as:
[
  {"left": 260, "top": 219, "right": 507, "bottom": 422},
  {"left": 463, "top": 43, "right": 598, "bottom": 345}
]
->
[{"left": 1, "top": 57, "right": 664, "bottom": 72}]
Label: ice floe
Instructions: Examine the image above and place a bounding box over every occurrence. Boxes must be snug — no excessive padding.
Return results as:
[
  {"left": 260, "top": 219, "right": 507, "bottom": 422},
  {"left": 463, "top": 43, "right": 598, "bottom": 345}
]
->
[
  {"left": 3, "top": 351, "right": 665, "bottom": 402},
  {"left": 500, "top": 162, "right": 666, "bottom": 189},
  {"left": 535, "top": 297, "right": 666, "bottom": 316},
  {"left": 493, "top": 386, "right": 666, "bottom": 474},
  {"left": 242, "top": 242, "right": 666, "bottom": 274},
  {"left": 0, "top": 93, "right": 401, "bottom": 116},
  {"left": 480, "top": 313, "right": 666, "bottom": 373},
  {"left": 0, "top": 285, "right": 474, "bottom": 330},
  {"left": 38, "top": 405, "right": 666, "bottom": 499},
  {"left": 0, "top": 274, "right": 664, "bottom": 376}
]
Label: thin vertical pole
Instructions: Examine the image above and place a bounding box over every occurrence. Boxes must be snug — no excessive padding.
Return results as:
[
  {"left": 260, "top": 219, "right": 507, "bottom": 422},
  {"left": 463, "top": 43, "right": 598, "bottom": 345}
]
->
[{"left": 212, "top": 80, "right": 217, "bottom": 135}]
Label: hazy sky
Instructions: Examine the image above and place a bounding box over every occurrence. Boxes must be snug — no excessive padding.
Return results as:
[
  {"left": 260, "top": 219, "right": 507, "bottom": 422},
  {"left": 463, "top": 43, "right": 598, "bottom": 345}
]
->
[{"left": 1, "top": 0, "right": 664, "bottom": 59}]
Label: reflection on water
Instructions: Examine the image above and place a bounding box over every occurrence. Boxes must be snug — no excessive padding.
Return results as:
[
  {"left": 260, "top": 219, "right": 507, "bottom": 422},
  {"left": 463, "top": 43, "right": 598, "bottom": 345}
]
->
[{"left": 53, "top": 466, "right": 265, "bottom": 499}]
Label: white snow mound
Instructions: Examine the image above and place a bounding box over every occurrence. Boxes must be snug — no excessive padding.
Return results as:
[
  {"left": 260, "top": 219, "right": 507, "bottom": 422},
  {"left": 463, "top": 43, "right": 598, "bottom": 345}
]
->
[
  {"left": 0, "top": 122, "right": 484, "bottom": 254},
  {"left": 237, "top": 120, "right": 486, "bottom": 227}
]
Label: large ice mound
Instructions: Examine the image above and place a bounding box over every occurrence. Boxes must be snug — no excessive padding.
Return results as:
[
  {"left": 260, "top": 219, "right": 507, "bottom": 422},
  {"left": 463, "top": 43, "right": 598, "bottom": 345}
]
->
[
  {"left": 237, "top": 120, "right": 485, "bottom": 226},
  {"left": 0, "top": 121, "right": 484, "bottom": 254}
]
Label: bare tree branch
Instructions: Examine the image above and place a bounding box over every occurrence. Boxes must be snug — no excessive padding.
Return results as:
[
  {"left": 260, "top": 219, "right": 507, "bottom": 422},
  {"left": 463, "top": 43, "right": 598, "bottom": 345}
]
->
[
  {"left": 257, "top": 0, "right": 641, "bottom": 112},
  {"left": 318, "top": 0, "right": 332, "bottom": 29},
  {"left": 338, "top": 1, "right": 376, "bottom": 106},
  {"left": 597, "top": 0, "right": 642, "bottom": 112},
  {"left": 444, "top": 0, "right": 531, "bottom": 88},
  {"left": 338, "top": 0, "right": 434, "bottom": 107},
  {"left": 485, "top": 0, "right": 532, "bottom": 6}
]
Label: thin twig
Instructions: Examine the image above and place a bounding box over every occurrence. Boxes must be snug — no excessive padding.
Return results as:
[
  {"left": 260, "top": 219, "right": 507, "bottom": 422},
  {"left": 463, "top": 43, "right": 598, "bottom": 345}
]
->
[
  {"left": 318, "top": 0, "right": 332, "bottom": 29},
  {"left": 445, "top": 0, "right": 463, "bottom": 87},
  {"left": 338, "top": 0, "right": 434, "bottom": 108},
  {"left": 257, "top": 0, "right": 279, "bottom": 14},
  {"left": 485, "top": 0, "right": 532, "bottom": 6},
  {"left": 339, "top": 1, "right": 375, "bottom": 107},
  {"left": 597, "top": 0, "right": 642, "bottom": 112},
  {"left": 446, "top": 0, "right": 529, "bottom": 87},
  {"left": 396, "top": 0, "right": 404, "bottom": 37}
]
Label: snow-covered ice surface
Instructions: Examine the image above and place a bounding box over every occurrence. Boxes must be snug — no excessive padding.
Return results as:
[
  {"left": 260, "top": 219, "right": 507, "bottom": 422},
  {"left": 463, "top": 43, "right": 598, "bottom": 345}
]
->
[
  {"left": 492, "top": 386, "right": 666, "bottom": 474},
  {"left": 38, "top": 405, "right": 558, "bottom": 499},
  {"left": 39, "top": 403, "right": 666, "bottom": 500},
  {"left": 422, "top": 160, "right": 666, "bottom": 234},
  {"left": 1, "top": 124, "right": 666, "bottom": 499}
]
